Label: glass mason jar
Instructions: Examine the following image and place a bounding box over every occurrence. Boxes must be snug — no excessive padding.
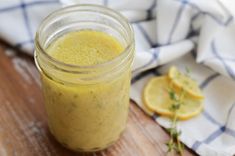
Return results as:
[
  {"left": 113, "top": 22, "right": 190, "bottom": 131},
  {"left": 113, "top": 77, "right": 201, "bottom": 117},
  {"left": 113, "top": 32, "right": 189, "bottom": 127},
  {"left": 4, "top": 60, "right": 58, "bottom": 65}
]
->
[{"left": 34, "top": 4, "right": 134, "bottom": 152}]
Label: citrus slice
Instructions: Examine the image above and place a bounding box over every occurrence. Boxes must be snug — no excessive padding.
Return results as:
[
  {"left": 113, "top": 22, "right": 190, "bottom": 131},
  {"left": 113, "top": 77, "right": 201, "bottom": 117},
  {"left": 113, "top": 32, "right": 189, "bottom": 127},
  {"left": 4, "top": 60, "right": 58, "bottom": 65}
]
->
[
  {"left": 168, "top": 66, "right": 204, "bottom": 99},
  {"left": 143, "top": 76, "right": 203, "bottom": 120}
]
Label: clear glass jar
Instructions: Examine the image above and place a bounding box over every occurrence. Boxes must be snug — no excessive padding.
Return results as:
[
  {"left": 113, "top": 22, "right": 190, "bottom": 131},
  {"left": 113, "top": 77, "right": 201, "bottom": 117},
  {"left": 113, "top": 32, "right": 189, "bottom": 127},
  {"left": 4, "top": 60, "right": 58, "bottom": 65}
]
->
[{"left": 34, "top": 4, "right": 134, "bottom": 152}]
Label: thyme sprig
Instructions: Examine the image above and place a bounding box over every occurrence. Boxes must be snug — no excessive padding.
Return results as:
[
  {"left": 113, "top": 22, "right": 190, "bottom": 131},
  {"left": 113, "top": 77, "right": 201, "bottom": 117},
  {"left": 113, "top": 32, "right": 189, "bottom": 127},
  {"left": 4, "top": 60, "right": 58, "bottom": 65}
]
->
[
  {"left": 166, "top": 87, "right": 185, "bottom": 156},
  {"left": 166, "top": 68, "right": 191, "bottom": 156}
]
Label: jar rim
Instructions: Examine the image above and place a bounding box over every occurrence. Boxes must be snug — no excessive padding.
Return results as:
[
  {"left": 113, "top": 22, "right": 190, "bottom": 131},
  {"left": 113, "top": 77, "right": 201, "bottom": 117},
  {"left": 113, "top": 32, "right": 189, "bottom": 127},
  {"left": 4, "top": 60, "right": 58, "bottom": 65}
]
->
[{"left": 35, "top": 4, "right": 134, "bottom": 71}]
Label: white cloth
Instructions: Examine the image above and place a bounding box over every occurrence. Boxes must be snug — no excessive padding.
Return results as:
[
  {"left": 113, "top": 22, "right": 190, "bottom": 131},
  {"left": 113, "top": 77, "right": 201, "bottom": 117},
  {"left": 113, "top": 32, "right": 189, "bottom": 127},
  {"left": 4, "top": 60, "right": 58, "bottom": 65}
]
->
[{"left": 1, "top": 0, "right": 235, "bottom": 155}]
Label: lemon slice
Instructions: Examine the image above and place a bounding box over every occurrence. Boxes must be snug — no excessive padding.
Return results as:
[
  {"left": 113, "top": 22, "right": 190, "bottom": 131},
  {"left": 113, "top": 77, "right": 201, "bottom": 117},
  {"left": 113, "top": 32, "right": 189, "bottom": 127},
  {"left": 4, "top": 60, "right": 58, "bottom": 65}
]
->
[
  {"left": 143, "top": 76, "right": 203, "bottom": 120},
  {"left": 168, "top": 66, "right": 204, "bottom": 99}
]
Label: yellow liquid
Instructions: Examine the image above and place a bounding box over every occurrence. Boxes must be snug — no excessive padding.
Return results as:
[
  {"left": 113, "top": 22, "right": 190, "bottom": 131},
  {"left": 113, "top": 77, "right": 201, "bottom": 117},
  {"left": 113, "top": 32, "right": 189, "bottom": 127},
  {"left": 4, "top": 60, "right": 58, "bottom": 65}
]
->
[
  {"left": 41, "top": 30, "right": 130, "bottom": 151},
  {"left": 48, "top": 30, "right": 124, "bottom": 66}
]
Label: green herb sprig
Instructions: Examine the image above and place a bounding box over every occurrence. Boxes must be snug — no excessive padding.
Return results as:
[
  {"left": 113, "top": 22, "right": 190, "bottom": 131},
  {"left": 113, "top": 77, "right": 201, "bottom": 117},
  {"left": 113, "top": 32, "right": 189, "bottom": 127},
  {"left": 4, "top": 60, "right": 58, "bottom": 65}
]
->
[
  {"left": 166, "top": 68, "right": 191, "bottom": 156},
  {"left": 166, "top": 87, "right": 185, "bottom": 156}
]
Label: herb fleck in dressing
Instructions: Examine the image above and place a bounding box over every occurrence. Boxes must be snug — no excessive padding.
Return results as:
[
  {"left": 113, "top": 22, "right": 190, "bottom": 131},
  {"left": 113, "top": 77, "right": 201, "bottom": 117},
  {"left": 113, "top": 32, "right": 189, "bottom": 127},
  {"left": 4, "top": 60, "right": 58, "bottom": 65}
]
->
[{"left": 41, "top": 30, "right": 130, "bottom": 151}]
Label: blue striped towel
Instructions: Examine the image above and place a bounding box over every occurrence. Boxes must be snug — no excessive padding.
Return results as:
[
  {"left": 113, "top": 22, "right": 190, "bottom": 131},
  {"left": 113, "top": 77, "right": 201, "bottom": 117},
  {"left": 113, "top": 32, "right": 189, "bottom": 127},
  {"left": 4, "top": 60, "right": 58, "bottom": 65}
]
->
[{"left": 0, "top": 0, "right": 235, "bottom": 155}]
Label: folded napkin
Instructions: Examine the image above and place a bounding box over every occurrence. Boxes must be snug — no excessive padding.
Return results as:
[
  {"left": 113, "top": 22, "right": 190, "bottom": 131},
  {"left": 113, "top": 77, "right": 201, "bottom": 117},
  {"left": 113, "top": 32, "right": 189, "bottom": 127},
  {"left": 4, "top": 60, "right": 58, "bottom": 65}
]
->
[{"left": 1, "top": 0, "right": 235, "bottom": 155}]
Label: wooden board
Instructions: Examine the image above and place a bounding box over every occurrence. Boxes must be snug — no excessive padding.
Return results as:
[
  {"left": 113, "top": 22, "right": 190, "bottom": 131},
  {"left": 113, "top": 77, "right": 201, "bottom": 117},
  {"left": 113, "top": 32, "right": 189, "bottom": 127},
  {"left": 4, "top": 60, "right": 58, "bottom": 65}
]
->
[{"left": 0, "top": 45, "right": 196, "bottom": 156}]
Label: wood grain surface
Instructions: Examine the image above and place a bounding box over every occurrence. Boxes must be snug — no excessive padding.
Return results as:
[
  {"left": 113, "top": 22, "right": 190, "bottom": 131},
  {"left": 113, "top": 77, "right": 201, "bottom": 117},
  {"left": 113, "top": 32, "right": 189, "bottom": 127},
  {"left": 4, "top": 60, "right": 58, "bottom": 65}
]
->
[{"left": 0, "top": 44, "right": 196, "bottom": 156}]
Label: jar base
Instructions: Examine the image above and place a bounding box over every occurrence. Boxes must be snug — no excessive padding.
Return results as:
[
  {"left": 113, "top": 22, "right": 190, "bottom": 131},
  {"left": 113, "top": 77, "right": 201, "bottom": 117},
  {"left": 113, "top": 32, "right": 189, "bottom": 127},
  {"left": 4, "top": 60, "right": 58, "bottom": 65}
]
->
[{"left": 50, "top": 128, "right": 126, "bottom": 153}]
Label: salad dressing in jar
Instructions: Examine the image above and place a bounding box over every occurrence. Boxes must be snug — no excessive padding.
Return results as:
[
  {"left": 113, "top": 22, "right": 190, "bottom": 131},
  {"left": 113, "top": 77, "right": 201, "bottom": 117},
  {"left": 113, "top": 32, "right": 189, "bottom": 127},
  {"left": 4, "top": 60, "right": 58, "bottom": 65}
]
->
[{"left": 35, "top": 4, "right": 134, "bottom": 152}]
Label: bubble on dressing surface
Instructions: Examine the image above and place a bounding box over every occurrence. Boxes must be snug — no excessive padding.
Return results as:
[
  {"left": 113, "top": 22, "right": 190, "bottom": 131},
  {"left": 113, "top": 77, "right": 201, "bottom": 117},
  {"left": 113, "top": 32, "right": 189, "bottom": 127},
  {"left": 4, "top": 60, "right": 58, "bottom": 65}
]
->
[{"left": 47, "top": 30, "right": 124, "bottom": 66}]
